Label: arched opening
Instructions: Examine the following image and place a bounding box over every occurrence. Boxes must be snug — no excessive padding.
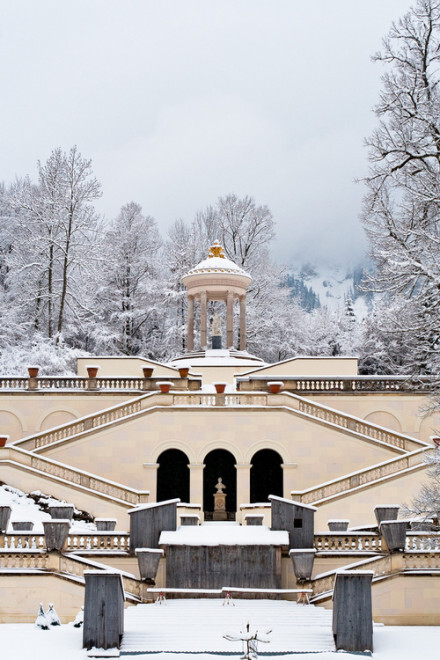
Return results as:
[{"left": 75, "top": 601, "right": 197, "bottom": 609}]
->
[
  {"left": 157, "top": 449, "right": 190, "bottom": 503},
  {"left": 250, "top": 449, "right": 283, "bottom": 503},
  {"left": 203, "top": 449, "right": 236, "bottom": 520}
]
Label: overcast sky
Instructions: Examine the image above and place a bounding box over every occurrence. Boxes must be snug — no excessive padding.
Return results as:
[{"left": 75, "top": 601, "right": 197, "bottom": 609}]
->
[{"left": 1, "top": 0, "right": 414, "bottom": 267}]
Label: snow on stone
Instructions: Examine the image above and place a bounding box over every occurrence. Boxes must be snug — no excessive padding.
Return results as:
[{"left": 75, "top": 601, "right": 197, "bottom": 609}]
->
[{"left": 159, "top": 523, "right": 288, "bottom": 546}]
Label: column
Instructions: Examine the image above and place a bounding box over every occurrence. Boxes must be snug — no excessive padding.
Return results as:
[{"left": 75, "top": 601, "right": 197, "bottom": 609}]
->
[
  {"left": 281, "top": 462, "right": 298, "bottom": 498},
  {"left": 187, "top": 295, "right": 194, "bottom": 351},
  {"left": 188, "top": 463, "right": 205, "bottom": 509},
  {"left": 200, "top": 291, "right": 207, "bottom": 349},
  {"left": 239, "top": 295, "right": 247, "bottom": 351},
  {"left": 226, "top": 291, "right": 234, "bottom": 348},
  {"left": 142, "top": 463, "right": 159, "bottom": 501},
  {"left": 235, "top": 463, "right": 252, "bottom": 520}
]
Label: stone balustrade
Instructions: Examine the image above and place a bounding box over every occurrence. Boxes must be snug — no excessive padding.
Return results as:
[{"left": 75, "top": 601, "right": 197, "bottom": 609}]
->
[
  {"left": 314, "top": 533, "right": 383, "bottom": 553},
  {"left": 0, "top": 376, "right": 198, "bottom": 393},
  {"left": 66, "top": 532, "right": 130, "bottom": 551},
  {"left": 405, "top": 532, "right": 440, "bottom": 552},
  {"left": 0, "top": 534, "right": 45, "bottom": 550},
  {"left": 237, "top": 375, "right": 437, "bottom": 393}
]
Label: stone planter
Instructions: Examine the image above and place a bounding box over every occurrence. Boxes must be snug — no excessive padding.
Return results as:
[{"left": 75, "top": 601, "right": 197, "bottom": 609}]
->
[
  {"left": 380, "top": 520, "right": 407, "bottom": 552},
  {"left": 328, "top": 519, "right": 350, "bottom": 532},
  {"left": 244, "top": 514, "right": 264, "bottom": 526},
  {"left": 11, "top": 521, "right": 34, "bottom": 531},
  {"left": 157, "top": 381, "right": 172, "bottom": 394},
  {"left": 0, "top": 435, "right": 9, "bottom": 447},
  {"left": 86, "top": 365, "right": 99, "bottom": 378},
  {"left": 0, "top": 506, "right": 12, "bottom": 532},
  {"left": 289, "top": 549, "right": 316, "bottom": 582},
  {"left": 214, "top": 382, "right": 227, "bottom": 394},
  {"left": 142, "top": 367, "right": 154, "bottom": 378},
  {"left": 95, "top": 518, "right": 117, "bottom": 532},
  {"left": 27, "top": 366, "right": 40, "bottom": 378},
  {"left": 410, "top": 519, "right": 433, "bottom": 532},
  {"left": 48, "top": 504, "right": 74, "bottom": 520},
  {"left": 180, "top": 514, "right": 200, "bottom": 526},
  {"left": 43, "top": 520, "right": 71, "bottom": 551},
  {"left": 268, "top": 381, "right": 284, "bottom": 394},
  {"left": 135, "top": 548, "right": 164, "bottom": 582},
  {"left": 374, "top": 505, "right": 400, "bottom": 525},
  {"left": 178, "top": 367, "right": 189, "bottom": 378}
]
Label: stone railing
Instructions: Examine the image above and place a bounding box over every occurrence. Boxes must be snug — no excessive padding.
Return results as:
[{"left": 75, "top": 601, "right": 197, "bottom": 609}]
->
[
  {"left": 175, "top": 393, "right": 268, "bottom": 407},
  {"left": 403, "top": 552, "right": 440, "bottom": 569},
  {"left": 292, "top": 450, "right": 427, "bottom": 505},
  {"left": 0, "top": 535, "right": 45, "bottom": 550},
  {"left": 66, "top": 532, "right": 130, "bottom": 552},
  {"left": 0, "top": 376, "right": 197, "bottom": 392},
  {"left": 59, "top": 554, "right": 142, "bottom": 599},
  {"left": 314, "top": 533, "right": 383, "bottom": 553},
  {"left": 0, "top": 551, "right": 49, "bottom": 569},
  {"left": 238, "top": 375, "right": 437, "bottom": 393},
  {"left": 0, "top": 378, "right": 29, "bottom": 390},
  {"left": 297, "top": 398, "right": 418, "bottom": 451},
  {"left": 405, "top": 532, "right": 440, "bottom": 552}
]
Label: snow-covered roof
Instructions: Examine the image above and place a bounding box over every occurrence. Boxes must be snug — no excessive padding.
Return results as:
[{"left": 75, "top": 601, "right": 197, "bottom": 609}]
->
[
  {"left": 269, "top": 495, "right": 318, "bottom": 512},
  {"left": 184, "top": 255, "right": 251, "bottom": 279},
  {"left": 127, "top": 498, "right": 180, "bottom": 514},
  {"left": 159, "top": 524, "right": 289, "bottom": 546}
]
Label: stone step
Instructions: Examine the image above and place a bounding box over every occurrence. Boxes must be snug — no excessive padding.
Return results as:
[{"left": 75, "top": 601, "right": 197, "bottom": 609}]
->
[{"left": 121, "top": 598, "right": 335, "bottom": 654}]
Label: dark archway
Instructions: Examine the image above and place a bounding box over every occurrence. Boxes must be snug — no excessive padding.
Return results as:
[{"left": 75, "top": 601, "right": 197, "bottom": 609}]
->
[
  {"left": 250, "top": 449, "right": 283, "bottom": 503},
  {"left": 157, "top": 449, "right": 190, "bottom": 503},
  {"left": 203, "top": 449, "right": 236, "bottom": 518}
]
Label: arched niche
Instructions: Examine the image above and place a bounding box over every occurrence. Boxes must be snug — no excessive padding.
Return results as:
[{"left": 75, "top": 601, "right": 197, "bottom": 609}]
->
[
  {"left": 203, "top": 449, "right": 236, "bottom": 518},
  {"left": 0, "top": 410, "right": 23, "bottom": 443},
  {"left": 250, "top": 449, "right": 283, "bottom": 503},
  {"left": 39, "top": 410, "right": 77, "bottom": 432},
  {"left": 364, "top": 411, "right": 402, "bottom": 433},
  {"left": 157, "top": 449, "right": 190, "bottom": 503}
]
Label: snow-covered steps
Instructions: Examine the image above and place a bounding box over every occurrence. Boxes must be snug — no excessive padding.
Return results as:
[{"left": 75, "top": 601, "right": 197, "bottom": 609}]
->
[{"left": 120, "top": 598, "right": 335, "bottom": 654}]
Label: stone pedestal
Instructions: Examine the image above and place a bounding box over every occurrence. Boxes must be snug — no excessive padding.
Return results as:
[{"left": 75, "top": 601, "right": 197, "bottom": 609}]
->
[
  {"left": 213, "top": 492, "right": 227, "bottom": 521},
  {"left": 135, "top": 548, "right": 164, "bottom": 582}
]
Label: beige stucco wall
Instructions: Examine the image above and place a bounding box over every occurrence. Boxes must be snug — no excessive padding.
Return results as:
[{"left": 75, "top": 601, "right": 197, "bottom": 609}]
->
[
  {"left": 371, "top": 574, "right": 440, "bottom": 625},
  {"left": 40, "top": 406, "right": 398, "bottom": 505},
  {"left": 242, "top": 357, "right": 359, "bottom": 378},
  {"left": 77, "top": 356, "right": 178, "bottom": 378}
]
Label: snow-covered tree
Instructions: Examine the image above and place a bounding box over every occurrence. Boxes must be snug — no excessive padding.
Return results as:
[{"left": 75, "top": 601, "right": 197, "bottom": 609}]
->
[
  {"left": 404, "top": 447, "right": 440, "bottom": 519},
  {"left": 362, "top": 0, "right": 440, "bottom": 379}
]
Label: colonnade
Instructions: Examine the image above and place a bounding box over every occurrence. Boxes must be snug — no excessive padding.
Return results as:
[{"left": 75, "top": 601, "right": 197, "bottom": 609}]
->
[{"left": 187, "top": 292, "right": 247, "bottom": 351}]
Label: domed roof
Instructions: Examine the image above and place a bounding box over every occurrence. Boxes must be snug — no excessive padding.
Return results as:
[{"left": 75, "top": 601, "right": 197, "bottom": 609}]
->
[{"left": 182, "top": 241, "right": 251, "bottom": 280}]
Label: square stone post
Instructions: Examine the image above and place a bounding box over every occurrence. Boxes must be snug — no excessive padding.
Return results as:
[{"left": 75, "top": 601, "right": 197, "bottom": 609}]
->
[
  {"left": 200, "top": 291, "right": 207, "bottom": 349},
  {"left": 187, "top": 295, "right": 194, "bottom": 351},
  {"left": 239, "top": 295, "right": 247, "bottom": 350},
  {"left": 226, "top": 291, "right": 234, "bottom": 348},
  {"left": 235, "top": 463, "right": 251, "bottom": 520},
  {"left": 142, "top": 463, "right": 159, "bottom": 501}
]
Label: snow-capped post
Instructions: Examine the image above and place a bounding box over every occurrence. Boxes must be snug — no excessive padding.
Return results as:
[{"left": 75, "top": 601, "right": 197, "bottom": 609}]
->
[
  {"left": 128, "top": 499, "right": 179, "bottom": 555},
  {"left": 0, "top": 505, "right": 12, "bottom": 532},
  {"left": 270, "top": 496, "right": 316, "bottom": 549},
  {"left": 380, "top": 520, "right": 407, "bottom": 552},
  {"left": 95, "top": 518, "right": 117, "bottom": 531},
  {"left": 332, "top": 570, "right": 373, "bottom": 653},
  {"left": 43, "top": 519, "right": 71, "bottom": 551},
  {"left": 289, "top": 548, "right": 316, "bottom": 582},
  {"left": 83, "top": 570, "right": 125, "bottom": 652},
  {"left": 374, "top": 504, "right": 400, "bottom": 525},
  {"left": 27, "top": 366, "right": 39, "bottom": 390},
  {"left": 327, "top": 519, "right": 349, "bottom": 532},
  {"left": 86, "top": 365, "right": 99, "bottom": 390},
  {"left": 135, "top": 548, "right": 164, "bottom": 583},
  {"left": 48, "top": 503, "right": 74, "bottom": 520},
  {"left": 0, "top": 434, "right": 9, "bottom": 448}
]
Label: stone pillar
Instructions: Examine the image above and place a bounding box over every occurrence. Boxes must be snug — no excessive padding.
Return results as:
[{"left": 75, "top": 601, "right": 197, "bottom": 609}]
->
[
  {"left": 142, "top": 463, "right": 159, "bottom": 501},
  {"left": 235, "top": 463, "right": 251, "bottom": 513},
  {"left": 187, "top": 295, "right": 194, "bottom": 351},
  {"left": 226, "top": 291, "right": 234, "bottom": 348},
  {"left": 281, "top": 463, "right": 298, "bottom": 497},
  {"left": 239, "top": 295, "right": 247, "bottom": 351},
  {"left": 200, "top": 291, "right": 207, "bottom": 349},
  {"left": 188, "top": 463, "right": 205, "bottom": 508}
]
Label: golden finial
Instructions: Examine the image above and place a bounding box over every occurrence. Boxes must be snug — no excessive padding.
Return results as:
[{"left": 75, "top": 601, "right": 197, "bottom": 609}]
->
[{"left": 208, "top": 240, "right": 225, "bottom": 259}]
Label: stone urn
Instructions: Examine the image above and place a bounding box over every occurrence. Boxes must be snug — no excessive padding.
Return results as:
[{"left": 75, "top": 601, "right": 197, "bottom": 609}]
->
[
  {"left": 268, "top": 381, "right": 284, "bottom": 394},
  {"left": 135, "top": 548, "right": 164, "bottom": 582},
  {"left": 27, "top": 366, "right": 40, "bottom": 378},
  {"left": 178, "top": 367, "right": 189, "bottom": 378},
  {"left": 289, "top": 549, "right": 316, "bottom": 582},
  {"left": 48, "top": 504, "right": 74, "bottom": 520},
  {"left": 142, "top": 367, "right": 154, "bottom": 378},
  {"left": 374, "top": 505, "right": 400, "bottom": 525},
  {"left": 86, "top": 365, "right": 99, "bottom": 378},
  {"left": 380, "top": 520, "right": 407, "bottom": 552},
  {"left": 95, "top": 518, "right": 117, "bottom": 532},
  {"left": 157, "top": 381, "right": 173, "bottom": 394},
  {"left": 43, "top": 520, "right": 71, "bottom": 551},
  {"left": 0, "top": 435, "right": 9, "bottom": 447},
  {"left": 0, "top": 506, "right": 12, "bottom": 532},
  {"left": 214, "top": 382, "right": 227, "bottom": 394},
  {"left": 328, "top": 519, "right": 350, "bottom": 532},
  {"left": 11, "top": 521, "right": 34, "bottom": 531}
]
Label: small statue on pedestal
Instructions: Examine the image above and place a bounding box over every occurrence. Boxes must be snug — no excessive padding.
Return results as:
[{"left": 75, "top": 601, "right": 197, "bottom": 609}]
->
[{"left": 213, "top": 477, "right": 227, "bottom": 520}]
